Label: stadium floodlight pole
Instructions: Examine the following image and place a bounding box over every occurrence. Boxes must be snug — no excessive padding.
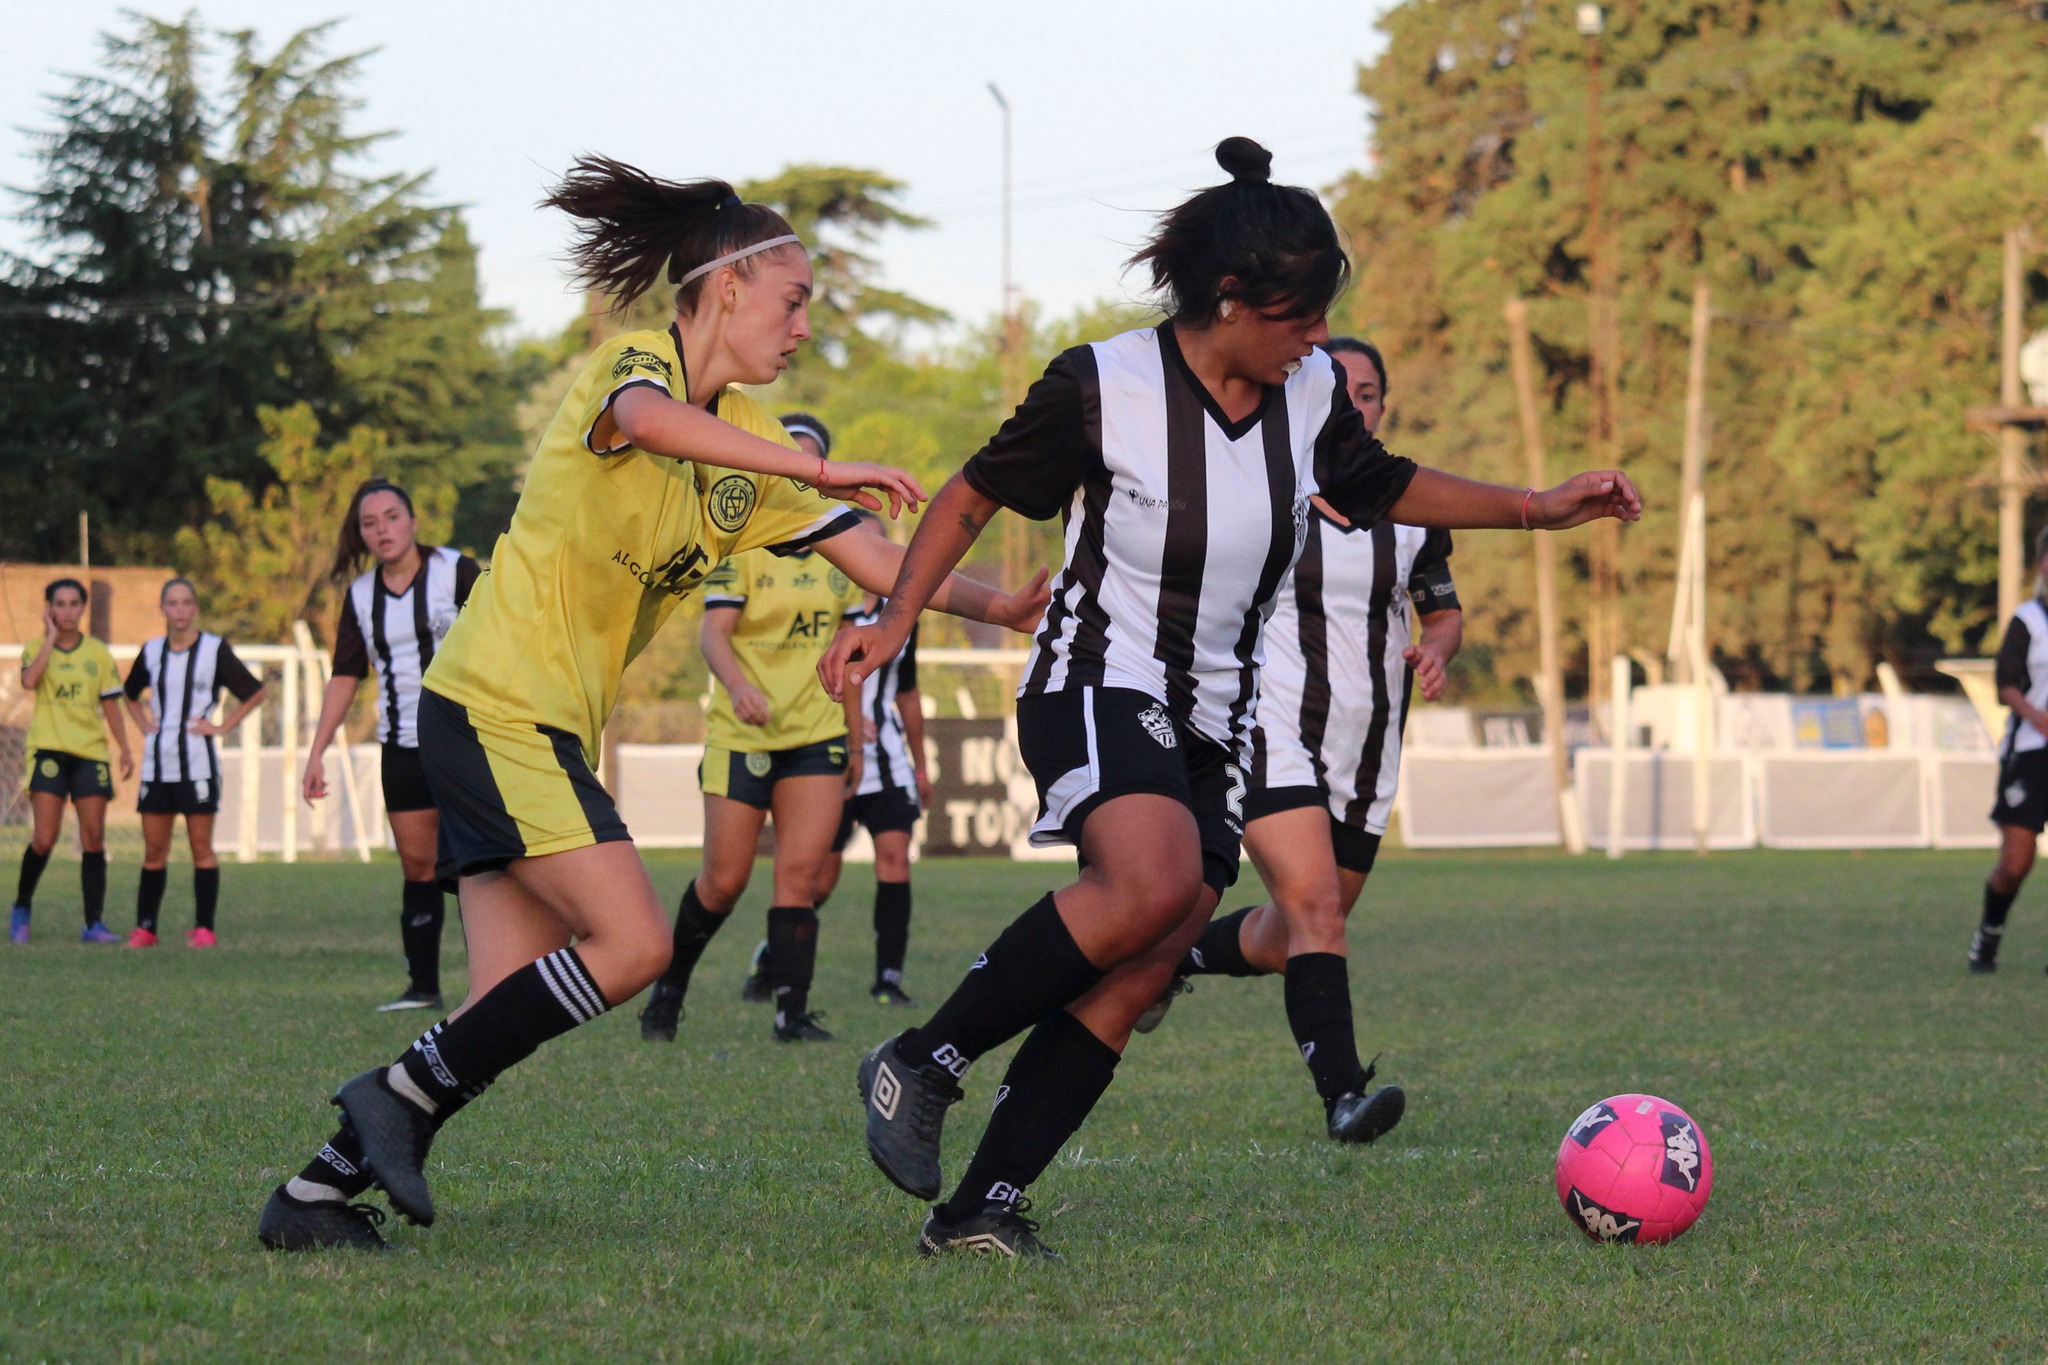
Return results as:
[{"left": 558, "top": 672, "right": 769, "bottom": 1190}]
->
[{"left": 2000, "top": 228, "right": 2026, "bottom": 623}]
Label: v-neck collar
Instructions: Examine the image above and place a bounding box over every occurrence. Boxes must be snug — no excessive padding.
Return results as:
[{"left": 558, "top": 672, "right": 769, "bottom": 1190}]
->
[
  {"left": 1157, "top": 320, "right": 1275, "bottom": 443},
  {"left": 378, "top": 550, "right": 431, "bottom": 597},
  {"left": 668, "top": 322, "right": 719, "bottom": 416}
]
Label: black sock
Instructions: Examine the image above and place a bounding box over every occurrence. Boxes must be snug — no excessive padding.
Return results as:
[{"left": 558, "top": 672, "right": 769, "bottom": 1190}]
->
[
  {"left": 940, "top": 1011, "right": 1120, "bottom": 1221},
  {"left": 400, "top": 879, "right": 445, "bottom": 996},
  {"left": 897, "top": 894, "right": 1104, "bottom": 1077},
  {"left": 768, "top": 905, "right": 819, "bottom": 1024},
  {"left": 873, "top": 880, "right": 911, "bottom": 986},
  {"left": 1284, "top": 953, "right": 1369, "bottom": 1103},
  {"left": 137, "top": 867, "right": 167, "bottom": 932},
  {"left": 1181, "top": 906, "right": 1261, "bottom": 977},
  {"left": 80, "top": 852, "right": 107, "bottom": 926},
  {"left": 396, "top": 946, "right": 608, "bottom": 1113},
  {"left": 296, "top": 1125, "right": 374, "bottom": 1200},
  {"left": 193, "top": 866, "right": 220, "bottom": 931},
  {"left": 656, "top": 881, "right": 728, "bottom": 994},
  {"left": 1978, "top": 881, "right": 2020, "bottom": 959},
  {"left": 16, "top": 845, "right": 49, "bottom": 910}
]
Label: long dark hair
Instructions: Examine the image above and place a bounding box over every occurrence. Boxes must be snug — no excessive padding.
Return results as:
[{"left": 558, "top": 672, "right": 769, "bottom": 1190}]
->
[
  {"left": 330, "top": 478, "right": 416, "bottom": 587},
  {"left": 540, "top": 156, "right": 802, "bottom": 314},
  {"left": 1326, "top": 335, "right": 1389, "bottom": 394},
  {"left": 1130, "top": 137, "right": 1349, "bottom": 325}
]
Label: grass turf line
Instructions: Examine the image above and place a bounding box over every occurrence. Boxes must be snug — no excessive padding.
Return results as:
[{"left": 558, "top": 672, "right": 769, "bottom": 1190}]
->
[{"left": 2, "top": 849, "right": 2043, "bottom": 1361}]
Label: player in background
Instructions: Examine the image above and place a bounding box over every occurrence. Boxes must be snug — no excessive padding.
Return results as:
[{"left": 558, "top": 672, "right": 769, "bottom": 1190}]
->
[
  {"left": 121, "top": 578, "right": 268, "bottom": 948},
  {"left": 11, "top": 578, "right": 133, "bottom": 945},
  {"left": 824, "top": 137, "right": 1639, "bottom": 1258},
  {"left": 637, "top": 412, "right": 865, "bottom": 1045},
  {"left": 812, "top": 509, "right": 930, "bottom": 1007},
  {"left": 1146, "top": 337, "right": 1463, "bottom": 1147},
  {"left": 303, "top": 479, "right": 483, "bottom": 1011},
  {"left": 1971, "top": 526, "right": 2048, "bottom": 972},
  {"left": 255, "top": 156, "right": 1046, "bottom": 1252}
]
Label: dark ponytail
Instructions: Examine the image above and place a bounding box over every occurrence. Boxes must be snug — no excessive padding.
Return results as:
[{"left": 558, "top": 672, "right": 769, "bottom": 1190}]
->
[
  {"left": 540, "top": 155, "right": 802, "bottom": 314},
  {"left": 1130, "top": 137, "right": 1349, "bottom": 326},
  {"left": 330, "top": 478, "right": 416, "bottom": 587}
]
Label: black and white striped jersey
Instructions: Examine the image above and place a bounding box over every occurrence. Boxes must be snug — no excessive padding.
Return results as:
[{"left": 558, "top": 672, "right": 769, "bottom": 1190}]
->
[
  {"left": 1995, "top": 597, "right": 2048, "bottom": 758},
  {"left": 1251, "top": 515, "right": 1458, "bottom": 834},
  {"left": 962, "top": 324, "right": 1418, "bottom": 754},
  {"left": 848, "top": 604, "right": 921, "bottom": 798},
  {"left": 332, "top": 547, "right": 483, "bottom": 748},
  {"left": 123, "top": 633, "right": 264, "bottom": 787}
]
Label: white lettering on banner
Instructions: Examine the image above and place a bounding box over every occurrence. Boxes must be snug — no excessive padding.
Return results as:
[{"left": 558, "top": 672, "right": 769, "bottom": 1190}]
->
[
  {"left": 946, "top": 798, "right": 1020, "bottom": 849},
  {"left": 962, "top": 737, "right": 999, "bottom": 786},
  {"left": 974, "top": 800, "right": 1002, "bottom": 845},
  {"left": 946, "top": 800, "right": 978, "bottom": 845}
]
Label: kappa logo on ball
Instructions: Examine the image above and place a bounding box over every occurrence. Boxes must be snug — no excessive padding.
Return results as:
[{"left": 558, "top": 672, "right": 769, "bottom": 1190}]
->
[
  {"left": 1659, "top": 1113, "right": 1703, "bottom": 1191},
  {"left": 707, "top": 474, "right": 758, "bottom": 532},
  {"left": 1137, "top": 702, "right": 1177, "bottom": 750},
  {"left": 1566, "top": 1187, "right": 1641, "bottom": 1243},
  {"left": 1566, "top": 1101, "right": 1619, "bottom": 1148}
]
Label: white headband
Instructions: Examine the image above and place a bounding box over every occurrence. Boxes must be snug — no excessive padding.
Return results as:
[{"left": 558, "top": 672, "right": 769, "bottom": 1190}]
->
[{"left": 674, "top": 234, "right": 803, "bottom": 288}]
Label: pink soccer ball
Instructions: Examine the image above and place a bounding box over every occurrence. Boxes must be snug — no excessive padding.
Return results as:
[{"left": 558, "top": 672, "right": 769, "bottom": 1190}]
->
[{"left": 1554, "top": 1093, "right": 1712, "bottom": 1245}]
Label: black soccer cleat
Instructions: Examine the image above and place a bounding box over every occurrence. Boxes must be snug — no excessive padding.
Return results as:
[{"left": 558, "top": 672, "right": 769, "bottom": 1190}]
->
[
  {"left": 740, "top": 940, "right": 773, "bottom": 1003},
  {"left": 1131, "top": 975, "right": 1193, "bottom": 1035},
  {"left": 870, "top": 981, "right": 917, "bottom": 1008},
  {"left": 256, "top": 1185, "right": 389, "bottom": 1252},
  {"left": 638, "top": 981, "right": 684, "bottom": 1042},
  {"left": 333, "top": 1069, "right": 436, "bottom": 1227},
  {"left": 376, "top": 990, "right": 444, "bottom": 1014},
  {"left": 918, "top": 1198, "right": 1060, "bottom": 1260},
  {"left": 858, "top": 1034, "right": 963, "bottom": 1201},
  {"left": 773, "top": 1011, "right": 835, "bottom": 1043},
  {"left": 1327, "top": 1085, "right": 1407, "bottom": 1145}
]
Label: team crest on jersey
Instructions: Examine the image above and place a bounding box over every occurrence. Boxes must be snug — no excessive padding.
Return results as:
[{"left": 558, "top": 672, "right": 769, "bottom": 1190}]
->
[
  {"left": 708, "top": 475, "right": 758, "bottom": 532},
  {"left": 828, "top": 568, "right": 851, "bottom": 596},
  {"left": 793, "top": 572, "right": 816, "bottom": 589},
  {"left": 745, "top": 752, "right": 773, "bottom": 778},
  {"left": 1292, "top": 492, "right": 1311, "bottom": 546},
  {"left": 430, "top": 609, "right": 458, "bottom": 641},
  {"left": 1137, "top": 703, "right": 1177, "bottom": 750},
  {"left": 610, "top": 347, "right": 672, "bottom": 381}
]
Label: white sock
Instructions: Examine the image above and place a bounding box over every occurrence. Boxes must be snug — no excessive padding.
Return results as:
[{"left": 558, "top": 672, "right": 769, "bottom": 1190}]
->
[
  {"left": 385, "top": 1062, "right": 439, "bottom": 1115},
  {"left": 285, "top": 1176, "right": 348, "bottom": 1204}
]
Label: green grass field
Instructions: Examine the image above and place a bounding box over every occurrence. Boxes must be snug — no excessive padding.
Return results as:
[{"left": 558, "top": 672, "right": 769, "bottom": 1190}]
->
[{"left": 5, "top": 847, "right": 2046, "bottom": 1361}]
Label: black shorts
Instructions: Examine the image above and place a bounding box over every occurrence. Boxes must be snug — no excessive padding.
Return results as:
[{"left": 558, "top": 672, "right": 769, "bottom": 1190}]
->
[
  {"left": 28, "top": 749, "right": 114, "bottom": 803},
  {"left": 833, "top": 787, "right": 922, "bottom": 852},
  {"left": 699, "top": 737, "right": 848, "bottom": 812},
  {"left": 418, "top": 690, "right": 630, "bottom": 887},
  {"left": 1992, "top": 747, "right": 2048, "bottom": 833},
  {"left": 1245, "top": 784, "right": 1385, "bottom": 875},
  {"left": 381, "top": 743, "right": 436, "bottom": 814},
  {"left": 1016, "top": 685, "right": 1243, "bottom": 895},
  {"left": 138, "top": 777, "right": 219, "bottom": 817}
]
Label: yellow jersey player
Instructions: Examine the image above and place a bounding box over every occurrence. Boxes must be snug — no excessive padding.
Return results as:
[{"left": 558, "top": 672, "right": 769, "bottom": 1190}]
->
[
  {"left": 12, "top": 578, "right": 133, "bottom": 945},
  {"left": 256, "top": 155, "right": 1048, "bottom": 1253},
  {"left": 644, "top": 413, "right": 864, "bottom": 1044}
]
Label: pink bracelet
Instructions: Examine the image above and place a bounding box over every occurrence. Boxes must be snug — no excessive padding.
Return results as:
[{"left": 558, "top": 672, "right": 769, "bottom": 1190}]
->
[
  {"left": 1520, "top": 487, "right": 1535, "bottom": 531},
  {"left": 818, "top": 456, "right": 827, "bottom": 489}
]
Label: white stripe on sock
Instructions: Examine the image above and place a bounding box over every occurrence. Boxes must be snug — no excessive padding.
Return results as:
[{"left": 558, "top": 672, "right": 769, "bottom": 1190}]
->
[
  {"left": 549, "top": 950, "right": 607, "bottom": 1018},
  {"left": 535, "top": 956, "right": 589, "bottom": 1023}
]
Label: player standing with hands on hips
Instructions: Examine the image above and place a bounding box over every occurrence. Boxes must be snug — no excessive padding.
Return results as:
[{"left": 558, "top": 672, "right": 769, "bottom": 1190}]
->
[
  {"left": 824, "top": 137, "right": 1639, "bottom": 1259},
  {"left": 1971, "top": 526, "right": 2048, "bottom": 973},
  {"left": 11, "top": 579, "right": 133, "bottom": 945}
]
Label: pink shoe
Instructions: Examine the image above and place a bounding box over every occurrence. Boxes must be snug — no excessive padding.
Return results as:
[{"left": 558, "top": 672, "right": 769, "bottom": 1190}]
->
[
  {"left": 188, "top": 927, "right": 217, "bottom": 949},
  {"left": 126, "top": 927, "right": 158, "bottom": 948}
]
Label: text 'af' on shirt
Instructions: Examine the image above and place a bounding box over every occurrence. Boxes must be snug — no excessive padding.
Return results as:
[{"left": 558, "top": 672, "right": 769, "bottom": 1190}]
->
[
  {"left": 123, "top": 633, "right": 264, "bottom": 785},
  {"left": 846, "top": 602, "right": 920, "bottom": 797},
  {"left": 422, "top": 324, "right": 860, "bottom": 758},
  {"left": 961, "top": 324, "right": 1419, "bottom": 752},
  {"left": 23, "top": 634, "right": 124, "bottom": 762},
  {"left": 332, "top": 546, "right": 483, "bottom": 749},
  {"left": 1995, "top": 597, "right": 2048, "bottom": 758},
  {"left": 701, "top": 545, "right": 864, "bottom": 752}
]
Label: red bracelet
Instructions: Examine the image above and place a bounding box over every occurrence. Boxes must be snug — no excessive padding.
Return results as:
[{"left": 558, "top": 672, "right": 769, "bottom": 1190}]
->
[
  {"left": 817, "top": 456, "right": 827, "bottom": 489},
  {"left": 1520, "top": 487, "right": 1535, "bottom": 531}
]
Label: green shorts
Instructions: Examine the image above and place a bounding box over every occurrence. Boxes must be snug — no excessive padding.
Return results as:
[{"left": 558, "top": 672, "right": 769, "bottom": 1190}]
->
[{"left": 699, "top": 737, "right": 847, "bottom": 811}]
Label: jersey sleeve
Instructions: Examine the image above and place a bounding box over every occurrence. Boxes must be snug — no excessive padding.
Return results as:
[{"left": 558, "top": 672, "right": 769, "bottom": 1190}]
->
[
  {"left": 214, "top": 642, "right": 264, "bottom": 703},
  {"left": 454, "top": 555, "right": 483, "bottom": 607},
  {"left": 1996, "top": 614, "right": 2033, "bottom": 694},
  {"left": 92, "top": 641, "right": 124, "bottom": 699},
  {"left": 897, "top": 622, "right": 920, "bottom": 694},
  {"left": 331, "top": 592, "right": 371, "bottom": 678},
  {"left": 581, "top": 335, "right": 680, "bottom": 456},
  {"left": 1313, "top": 369, "right": 1418, "bottom": 530},
  {"left": 961, "top": 349, "right": 1099, "bottom": 522},
  {"left": 701, "top": 557, "right": 748, "bottom": 610},
  {"left": 20, "top": 636, "right": 41, "bottom": 683},
  {"left": 745, "top": 473, "right": 864, "bottom": 558},
  {"left": 123, "top": 651, "right": 150, "bottom": 700},
  {"left": 1407, "top": 529, "right": 1460, "bottom": 614}
]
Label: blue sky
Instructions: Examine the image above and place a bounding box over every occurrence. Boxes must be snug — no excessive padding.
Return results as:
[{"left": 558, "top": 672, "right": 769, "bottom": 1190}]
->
[{"left": 4, "top": 1, "right": 1397, "bottom": 341}]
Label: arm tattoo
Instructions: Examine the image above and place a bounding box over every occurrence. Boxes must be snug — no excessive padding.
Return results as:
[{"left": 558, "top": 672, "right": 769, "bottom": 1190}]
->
[{"left": 957, "top": 510, "right": 988, "bottom": 534}]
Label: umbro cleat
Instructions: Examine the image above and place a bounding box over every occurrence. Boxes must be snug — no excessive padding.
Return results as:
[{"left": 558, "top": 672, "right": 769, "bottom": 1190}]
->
[
  {"left": 870, "top": 981, "right": 918, "bottom": 1008},
  {"left": 1132, "top": 975, "right": 1193, "bottom": 1035},
  {"left": 773, "top": 1011, "right": 835, "bottom": 1043},
  {"left": 918, "top": 1198, "right": 1060, "bottom": 1260},
  {"left": 740, "top": 940, "right": 773, "bottom": 1002},
  {"left": 376, "top": 990, "right": 444, "bottom": 1013},
  {"left": 11, "top": 905, "right": 30, "bottom": 945},
  {"left": 333, "top": 1069, "right": 436, "bottom": 1226},
  {"left": 1327, "top": 1086, "right": 1406, "bottom": 1145},
  {"left": 188, "top": 927, "right": 217, "bottom": 949},
  {"left": 858, "top": 1034, "right": 962, "bottom": 1200},
  {"left": 126, "top": 927, "right": 157, "bottom": 948},
  {"left": 1968, "top": 928, "right": 1999, "bottom": 974},
  {"left": 638, "top": 981, "right": 683, "bottom": 1042},
  {"left": 256, "top": 1184, "right": 389, "bottom": 1252},
  {"left": 80, "top": 922, "right": 121, "bottom": 945}
]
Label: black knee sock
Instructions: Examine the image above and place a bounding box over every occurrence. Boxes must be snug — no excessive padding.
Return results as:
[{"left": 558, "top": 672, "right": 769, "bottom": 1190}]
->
[
  {"left": 193, "top": 866, "right": 220, "bottom": 931},
  {"left": 395, "top": 946, "right": 609, "bottom": 1114},
  {"left": 897, "top": 894, "right": 1104, "bottom": 1077},
  {"left": 768, "top": 905, "right": 819, "bottom": 1024},
  {"left": 16, "top": 845, "right": 49, "bottom": 910},
  {"left": 136, "top": 867, "right": 167, "bottom": 932},
  {"left": 1284, "top": 953, "right": 1369, "bottom": 1103},
  {"left": 656, "top": 881, "right": 728, "bottom": 994},
  {"left": 80, "top": 852, "right": 107, "bottom": 926},
  {"left": 1181, "top": 906, "right": 1261, "bottom": 977},
  {"left": 295, "top": 1125, "right": 375, "bottom": 1200},
  {"left": 1978, "top": 881, "right": 2019, "bottom": 960},
  {"left": 873, "top": 880, "right": 911, "bottom": 986},
  {"left": 940, "top": 1011, "right": 1121, "bottom": 1221},
  {"left": 400, "top": 879, "right": 445, "bottom": 996}
]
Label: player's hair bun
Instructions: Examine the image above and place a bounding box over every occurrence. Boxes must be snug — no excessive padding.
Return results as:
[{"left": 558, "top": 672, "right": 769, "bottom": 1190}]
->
[{"left": 1215, "top": 137, "right": 1273, "bottom": 185}]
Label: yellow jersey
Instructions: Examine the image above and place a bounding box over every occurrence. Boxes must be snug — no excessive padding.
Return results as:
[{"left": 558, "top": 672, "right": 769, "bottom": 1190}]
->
[
  {"left": 702, "top": 546, "right": 864, "bottom": 752},
  {"left": 23, "top": 634, "right": 123, "bottom": 762},
  {"left": 425, "top": 324, "right": 856, "bottom": 755}
]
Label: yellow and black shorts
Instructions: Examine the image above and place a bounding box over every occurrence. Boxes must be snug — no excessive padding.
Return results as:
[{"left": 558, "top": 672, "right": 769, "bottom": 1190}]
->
[
  {"left": 29, "top": 749, "right": 115, "bottom": 802},
  {"left": 699, "top": 736, "right": 847, "bottom": 812},
  {"left": 418, "top": 689, "right": 629, "bottom": 886}
]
